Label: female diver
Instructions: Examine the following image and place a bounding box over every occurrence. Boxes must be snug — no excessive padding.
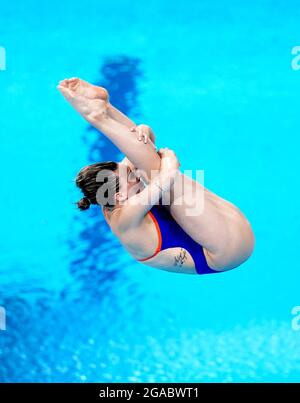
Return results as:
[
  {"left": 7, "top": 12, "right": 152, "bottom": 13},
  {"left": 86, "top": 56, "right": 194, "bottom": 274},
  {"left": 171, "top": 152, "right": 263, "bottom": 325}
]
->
[{"left": 58, "top": 78, "right": 254, "bottom": 275}]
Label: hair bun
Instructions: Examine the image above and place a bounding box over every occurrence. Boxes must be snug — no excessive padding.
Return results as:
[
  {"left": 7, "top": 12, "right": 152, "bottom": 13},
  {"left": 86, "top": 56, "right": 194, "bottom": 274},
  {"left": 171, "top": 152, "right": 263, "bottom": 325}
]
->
[{"left": 77, "top": 197, "right": 91, "bottom": 211}]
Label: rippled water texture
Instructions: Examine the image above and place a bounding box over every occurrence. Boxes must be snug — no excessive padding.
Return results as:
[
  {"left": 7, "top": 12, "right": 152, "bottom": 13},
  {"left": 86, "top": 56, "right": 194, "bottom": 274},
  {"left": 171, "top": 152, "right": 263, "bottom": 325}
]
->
[{"left": 0, "top": 0, "right": 300, "bottom": 382}]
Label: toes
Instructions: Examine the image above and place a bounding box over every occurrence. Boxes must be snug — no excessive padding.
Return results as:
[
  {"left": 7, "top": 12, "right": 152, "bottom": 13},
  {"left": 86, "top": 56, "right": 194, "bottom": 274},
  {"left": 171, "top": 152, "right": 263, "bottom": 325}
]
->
[
  {"left": 57, "top": 85, "right": 74, "bottom": 99},
  {"left": 59, "top": 79, "right": 68, "bottom": 87},
  {"left": 68, "top": 78, "right": 79, "bottom": 91},
  {"left": 59, "top": 77, "right": 79, "bottom": 90},
  {"left": 68, "top": 77, "right": 79, "bottom": 84}
]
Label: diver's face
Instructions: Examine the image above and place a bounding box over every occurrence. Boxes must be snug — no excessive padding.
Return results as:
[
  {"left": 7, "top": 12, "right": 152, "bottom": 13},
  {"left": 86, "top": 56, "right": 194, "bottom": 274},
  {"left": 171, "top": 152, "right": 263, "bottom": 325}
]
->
[{"left": 117, "top": 163, "right": 144, "bottom": 199}]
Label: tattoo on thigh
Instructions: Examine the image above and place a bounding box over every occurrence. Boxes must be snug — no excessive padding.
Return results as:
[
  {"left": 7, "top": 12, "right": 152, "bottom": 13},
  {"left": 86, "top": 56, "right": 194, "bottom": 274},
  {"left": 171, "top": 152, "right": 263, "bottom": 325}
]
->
[{"left": 174, "top": 248, "right": 187, "bottom": 267}]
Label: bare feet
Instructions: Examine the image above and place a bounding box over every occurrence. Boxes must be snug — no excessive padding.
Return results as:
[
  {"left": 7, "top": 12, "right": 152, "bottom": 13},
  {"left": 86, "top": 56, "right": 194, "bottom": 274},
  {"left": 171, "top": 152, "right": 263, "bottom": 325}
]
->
[
  {"left": 59, "top": 77, "right": 109, "bottom": 100},
  {"left": 57, "top": 78, "right": 109, "bottom": 123}
]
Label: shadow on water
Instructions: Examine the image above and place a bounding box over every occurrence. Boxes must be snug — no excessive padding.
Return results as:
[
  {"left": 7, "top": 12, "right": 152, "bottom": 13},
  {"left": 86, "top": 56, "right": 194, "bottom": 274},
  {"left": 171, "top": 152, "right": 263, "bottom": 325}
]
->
[
  {"left": 67, "top": 56, "right": 143, "bottom": 294},
  {"left": 0, "top": 56, "right": 146, "bottom": 382}
]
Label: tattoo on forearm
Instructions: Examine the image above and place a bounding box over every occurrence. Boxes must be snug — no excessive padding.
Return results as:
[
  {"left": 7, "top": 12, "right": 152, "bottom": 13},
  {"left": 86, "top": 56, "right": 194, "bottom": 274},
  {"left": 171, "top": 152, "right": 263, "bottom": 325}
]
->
[{"left": 174, "top": 248, "right": 187, "bottom": 267}]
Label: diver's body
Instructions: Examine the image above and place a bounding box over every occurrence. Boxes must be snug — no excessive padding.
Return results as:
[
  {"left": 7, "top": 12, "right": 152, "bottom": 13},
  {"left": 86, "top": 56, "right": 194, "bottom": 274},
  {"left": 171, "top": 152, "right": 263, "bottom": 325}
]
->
[
  {"left": 103, "top": 200, "right": 204, "bottom": 275},
  {"left": 58, "top": 78, "right": 254, "bottom": 275}
]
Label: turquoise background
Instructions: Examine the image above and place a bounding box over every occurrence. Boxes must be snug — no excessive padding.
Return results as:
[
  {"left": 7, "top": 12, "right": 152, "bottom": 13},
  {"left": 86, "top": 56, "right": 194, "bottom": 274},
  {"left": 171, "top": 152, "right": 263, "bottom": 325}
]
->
[{"left": 0, "top": 0, "right": 300, "bottom": 382}]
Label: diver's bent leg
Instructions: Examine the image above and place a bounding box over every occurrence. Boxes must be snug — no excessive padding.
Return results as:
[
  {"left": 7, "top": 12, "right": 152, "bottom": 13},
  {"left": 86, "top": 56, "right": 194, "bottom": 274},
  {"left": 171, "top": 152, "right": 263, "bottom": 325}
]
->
[
  {"left": 58, "top": 81, "right": 161, "bottom": 178},
  {"left": 59, "top": 79, "right": 159, "bottom": 176},
  {"left": 107, "top": 103, "right": 136, "bottom": 129},
  {"left": 167, "top": 173, "right": 254, "bottom": 270},
  {"left": 58, "top": 80, "right": 254, "bottom": 269},
  {"left": 85, "top": 105, "right": 254, "bottom": 270},
  {"left": 92, "top": 115, "right": 161, "bottom": 179},
  {"left": 95, "top": 113, "right": 254, "bottom": 270}
]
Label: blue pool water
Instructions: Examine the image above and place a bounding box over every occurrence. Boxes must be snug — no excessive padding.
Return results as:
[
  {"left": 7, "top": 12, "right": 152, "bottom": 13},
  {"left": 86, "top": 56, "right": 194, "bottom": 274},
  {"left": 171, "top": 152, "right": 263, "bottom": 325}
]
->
[{"left": 0, "top": 0, "right": 300, "bottom": 382}]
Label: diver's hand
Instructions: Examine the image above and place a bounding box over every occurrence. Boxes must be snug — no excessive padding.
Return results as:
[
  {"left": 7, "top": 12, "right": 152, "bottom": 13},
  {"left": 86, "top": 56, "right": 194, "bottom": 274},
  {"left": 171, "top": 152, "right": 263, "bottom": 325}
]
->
[
  {"left": 158, "top": 148, "right": 180, "bottom": 178},
  {"left": 158, "top": 148, "right": 180, "bottom": 171},
  {"left": 130, "top": 124, "right": 156, "bottom": 144},
  {"left": 150, "top": 148, "right": 180, "bottom": 193}
]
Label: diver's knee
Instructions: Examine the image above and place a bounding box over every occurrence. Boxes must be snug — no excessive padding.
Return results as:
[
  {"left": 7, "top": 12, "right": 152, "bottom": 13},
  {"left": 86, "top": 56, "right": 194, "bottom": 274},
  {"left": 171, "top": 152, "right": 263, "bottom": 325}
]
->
[{"left": 204, "top": 226, "right": 255, "bottom": 272}]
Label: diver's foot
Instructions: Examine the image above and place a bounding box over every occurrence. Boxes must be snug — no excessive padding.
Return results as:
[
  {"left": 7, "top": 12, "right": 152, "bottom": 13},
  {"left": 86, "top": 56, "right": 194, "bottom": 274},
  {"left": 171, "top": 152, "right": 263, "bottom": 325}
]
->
[
  {"left": 59, "top": 77, "right": 109, "bottom": 101},
  {"left": 57, "top": 80, "right": 108, "bottom": 123}
]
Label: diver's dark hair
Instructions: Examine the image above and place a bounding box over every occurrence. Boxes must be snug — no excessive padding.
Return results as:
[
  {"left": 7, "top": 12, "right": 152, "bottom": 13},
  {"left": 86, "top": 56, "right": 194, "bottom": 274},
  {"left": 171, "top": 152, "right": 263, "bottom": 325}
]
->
[{"left": 75, "top": 162, "right": 120, "bottom": 210}]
